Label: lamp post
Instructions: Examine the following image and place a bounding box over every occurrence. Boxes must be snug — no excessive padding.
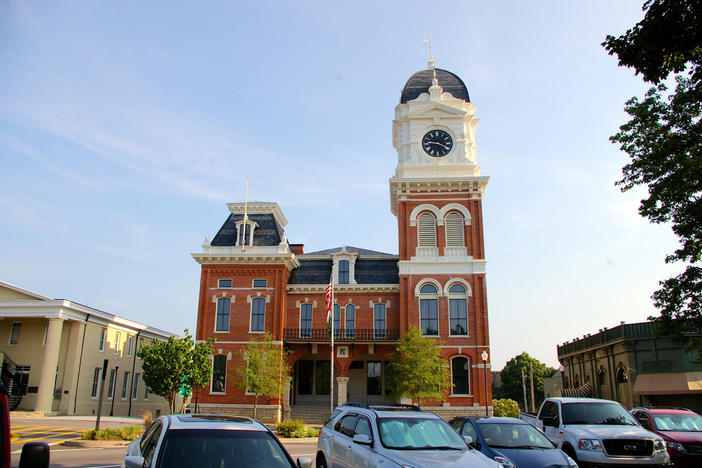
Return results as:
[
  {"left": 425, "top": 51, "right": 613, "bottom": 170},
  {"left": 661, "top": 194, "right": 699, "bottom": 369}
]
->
[
  {"left": 481, "top": 350, "right": 489, "bottom": 417},
  {"left": 109, "top": 360, "right": 120, "bottom": 416}
]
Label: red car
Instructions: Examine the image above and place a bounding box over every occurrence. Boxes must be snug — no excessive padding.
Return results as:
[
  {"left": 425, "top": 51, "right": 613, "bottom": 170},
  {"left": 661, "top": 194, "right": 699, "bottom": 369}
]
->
[{"left": 631, "top": 407, "right": 702, "bottom": 467}]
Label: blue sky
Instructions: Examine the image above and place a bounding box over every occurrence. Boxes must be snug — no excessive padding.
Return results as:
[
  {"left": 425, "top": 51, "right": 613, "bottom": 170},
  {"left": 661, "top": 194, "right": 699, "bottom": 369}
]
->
[{"left": 0, "top": 1, "right": 680, "bottom": 369}]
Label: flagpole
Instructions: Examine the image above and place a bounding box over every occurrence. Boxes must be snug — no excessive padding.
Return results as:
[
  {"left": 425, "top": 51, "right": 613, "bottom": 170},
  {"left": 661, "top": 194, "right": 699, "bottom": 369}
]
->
[
  {"left": 330, "top": 266, "right": 335, "bottom": 415},
  {"left": 242, "top": 176, "right": 249, "bottom": 252}
]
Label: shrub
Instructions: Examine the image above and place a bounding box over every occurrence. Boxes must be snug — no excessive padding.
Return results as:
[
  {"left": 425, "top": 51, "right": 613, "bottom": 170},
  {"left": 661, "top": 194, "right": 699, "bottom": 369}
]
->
[
  {"left": 492, "top": 398, "right": 520, "bottom": 417},
  {"left": 80, "top": 426, "right": 143, "bottom": 441},
  {"left": 141, "top": 409, "right": 153, "bottom": 429},
  {"left": 276, "top": 419, "right": 319, "bottom": 438}
]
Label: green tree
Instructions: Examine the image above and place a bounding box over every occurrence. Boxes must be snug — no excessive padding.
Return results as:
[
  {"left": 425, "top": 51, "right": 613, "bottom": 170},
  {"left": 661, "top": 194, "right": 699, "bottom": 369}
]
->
[
  {"left": 233, "top": 332, "right": 291, "bottom": 419},
  {"left": 603, "top": 0, "right": 702, "bottom": 355},
  {"left": 497, "top": 352, "right": 556, "bottom": 411},
  {"left": 138, "top": 329, "right": 214, "bottom": 414},
  {"left": 387, "top": 326, "right": 451, "bottom": 405}
]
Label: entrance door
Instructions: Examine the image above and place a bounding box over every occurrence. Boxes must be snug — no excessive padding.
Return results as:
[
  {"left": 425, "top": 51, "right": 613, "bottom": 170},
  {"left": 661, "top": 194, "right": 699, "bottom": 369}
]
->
[{"left": 348, "top": 368, "right": 365, "bottom": 402}]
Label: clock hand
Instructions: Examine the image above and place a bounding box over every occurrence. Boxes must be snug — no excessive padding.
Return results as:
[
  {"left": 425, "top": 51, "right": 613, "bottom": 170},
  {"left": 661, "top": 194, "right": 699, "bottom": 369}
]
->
[{"left": 429, "top": 142, "right": 450, "bottom": 150}]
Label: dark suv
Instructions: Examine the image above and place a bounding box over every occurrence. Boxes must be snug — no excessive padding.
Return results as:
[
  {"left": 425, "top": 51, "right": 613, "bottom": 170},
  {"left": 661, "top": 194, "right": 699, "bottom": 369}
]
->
[
  {"left": 315, "top": 402, "right": 499, "bottom": 468},
  {"left": 631, "top": 407, "right": 702, "bottom": 467}
]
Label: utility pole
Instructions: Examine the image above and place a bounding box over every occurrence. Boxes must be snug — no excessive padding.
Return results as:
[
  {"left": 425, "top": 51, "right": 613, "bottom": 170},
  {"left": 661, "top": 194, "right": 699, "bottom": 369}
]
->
[
  {"left": 529, "top": 363, "right": 536, "bottom": 413},
  {"left": 95, "top": 359, "right": 108, "bottom": 431},
  {"left": 521, "top": 367, "right": 528, "bottom": 413}
]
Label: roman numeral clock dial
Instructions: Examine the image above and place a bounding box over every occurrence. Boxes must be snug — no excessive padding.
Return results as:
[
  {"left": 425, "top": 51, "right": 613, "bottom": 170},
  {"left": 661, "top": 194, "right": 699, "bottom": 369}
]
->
[{"left": 422, "top": 130, "right": 453, "bottom": 157}]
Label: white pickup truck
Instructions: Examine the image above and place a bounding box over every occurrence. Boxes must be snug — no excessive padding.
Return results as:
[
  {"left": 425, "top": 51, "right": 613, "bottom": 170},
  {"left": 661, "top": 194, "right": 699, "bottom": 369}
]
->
[{"left": 520, "top": 397, "right": 670, "bottom": 467}]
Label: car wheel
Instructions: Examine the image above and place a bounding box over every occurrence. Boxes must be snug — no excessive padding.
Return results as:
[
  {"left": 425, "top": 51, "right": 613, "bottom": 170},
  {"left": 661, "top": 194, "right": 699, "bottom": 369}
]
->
[
  {"left": 561, "top": 444, "right": 579, "bottom": 465},
  {"left": 316, "top": 453, "right": 327, "bottom": 468}
]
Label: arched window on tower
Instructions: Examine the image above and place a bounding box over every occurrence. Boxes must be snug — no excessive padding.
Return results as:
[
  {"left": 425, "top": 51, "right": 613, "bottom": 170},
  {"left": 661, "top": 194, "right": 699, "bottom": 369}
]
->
[
  {"left": 419, "top": 283, "right": 439, "bottom": 336},
  {"left": 417, "top": 212, "right": 437, "bottom": 247},
  {"left": 445, "top": 212, "right": 465, "bottom": 247},
  {"left": 448, "top": 283, "right": 469, "bottom": 336}
]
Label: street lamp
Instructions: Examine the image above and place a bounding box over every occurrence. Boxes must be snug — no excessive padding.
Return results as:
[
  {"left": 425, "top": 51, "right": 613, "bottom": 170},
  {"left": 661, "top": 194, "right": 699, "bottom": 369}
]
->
[
  {"left": 481, "top": 350, "right": 489, "bottom": 417},
  {"left": 109, "top": 360, "right": 120, "bottom": 416}
]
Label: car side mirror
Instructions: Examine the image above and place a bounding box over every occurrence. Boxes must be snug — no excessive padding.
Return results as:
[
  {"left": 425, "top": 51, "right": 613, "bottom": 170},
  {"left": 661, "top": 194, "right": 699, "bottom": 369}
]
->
[
  {"left": 19, "top": 442, "right": 50, "bottom": 468},
  {"left": 124, "top": 455, "right": 146, "bottom": 468},
  {"left": 542, "top": 416, "right": 558, "bottom": 428},
  {"left": 353, "top": 434, "right": 373, "bottom": 446},
  {"left": 297, "top": 456, "right": 313, "bottom": 468},
  {"left": 463, "top": 435, "right": 481, "bottom": 450}
]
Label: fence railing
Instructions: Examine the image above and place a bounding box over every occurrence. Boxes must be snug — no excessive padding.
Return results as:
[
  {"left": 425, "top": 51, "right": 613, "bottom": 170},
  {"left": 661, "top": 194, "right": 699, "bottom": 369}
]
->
[{"left": 283, "top": 328, "right": 400, "bottom": 342}]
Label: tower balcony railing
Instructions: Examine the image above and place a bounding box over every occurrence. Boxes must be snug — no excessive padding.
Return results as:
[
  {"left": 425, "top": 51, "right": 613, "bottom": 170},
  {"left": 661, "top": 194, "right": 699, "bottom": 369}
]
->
[{"left": 283, "top": 328, "right": 400, "bottom": 343}]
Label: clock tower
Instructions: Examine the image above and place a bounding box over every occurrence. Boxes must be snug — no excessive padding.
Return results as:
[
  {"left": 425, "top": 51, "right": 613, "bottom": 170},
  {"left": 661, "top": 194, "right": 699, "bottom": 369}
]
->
[{"left": 390, "top": 60, "right": 491, "bottom": 407}]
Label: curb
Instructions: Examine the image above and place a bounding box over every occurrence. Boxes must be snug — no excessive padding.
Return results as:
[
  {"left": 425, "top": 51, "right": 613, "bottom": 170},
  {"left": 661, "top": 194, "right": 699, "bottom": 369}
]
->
[
  {"left": 279, "top": 437, "right": 318, "bottom": 443},
  {"left": 62, "top": 440, "right": 131, "bottom": 448}
]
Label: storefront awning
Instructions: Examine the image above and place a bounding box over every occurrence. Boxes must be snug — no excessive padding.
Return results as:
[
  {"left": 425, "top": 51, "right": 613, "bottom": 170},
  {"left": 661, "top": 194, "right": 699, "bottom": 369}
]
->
[{"left": 633, "top": 372, "right": 702, "bottom": 395}]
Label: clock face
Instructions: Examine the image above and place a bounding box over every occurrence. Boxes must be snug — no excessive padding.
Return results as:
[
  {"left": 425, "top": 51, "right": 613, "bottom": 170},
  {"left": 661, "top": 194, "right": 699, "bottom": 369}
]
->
[{"left": 422, "top": 130, "right": 453, "bottom": 157}]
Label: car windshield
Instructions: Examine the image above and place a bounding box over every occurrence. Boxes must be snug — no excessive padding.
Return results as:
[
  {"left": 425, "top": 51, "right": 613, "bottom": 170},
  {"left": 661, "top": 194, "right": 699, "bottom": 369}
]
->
[
  {"left": 653, "top": 413, "right": 702, "bottom": 432},
  {"left": 378, "top": 417, "right": 466, "bottom": 450},
  {"left": 479, "top": 423, "right": 555, "bottom": 449},
  {"left": 156, "top": 429, "right": 293, "bottom": 468},
  {"left": 562, "top": 402, "right": 638, "bottom": 426}
]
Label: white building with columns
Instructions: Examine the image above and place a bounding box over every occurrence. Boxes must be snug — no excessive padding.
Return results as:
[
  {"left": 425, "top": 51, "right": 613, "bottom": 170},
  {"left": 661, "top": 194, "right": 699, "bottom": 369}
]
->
[{"left": 0, "top": 280, "right": 178, "bottom": 416}]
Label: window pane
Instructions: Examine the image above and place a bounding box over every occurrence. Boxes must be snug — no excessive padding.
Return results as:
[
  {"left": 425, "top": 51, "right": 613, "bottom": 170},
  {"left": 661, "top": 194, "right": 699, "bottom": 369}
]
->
[
  {"left": 448, "top": 283, "right": 466, "bottom": 293},
  {"left": 92, "top": 367, "right": 101, "bottom": 398},
  {"left": 298, "top": 360, "right": 313, "bottom": 395},
  {"left": 218, "top": 279, "right": 232, "bottom": 288},
  {"left": 367, "top": 361, "right": 382, "bottom": 395},
  {"left": 374, "top": 304, "right": 386, "bottom": 338},
  {"left": 333, "top": 304, "right": 341, "bottom": 338},
  {"left": 445, "top": 212, "right": 465, "bottom": 246},
  {"left": 417, "top": 213, "right": 437, "bottom": 247},
  {"left": 133, "top": 373, "right": 140, "bottom": 399},
  {"left": 122, "top": 371, "right": 130, "bottom": 398},
  {"left": 300, "top": 304, "right": 312, "bottom": 337},
  {"left": 9, "top": 322, "right": 21, "bottom": 345},
  {"left": 339, "top": 260, "right": 349, "bottom": 284},
  {"left": 316, "top": 361, "right": 330, "bottom": 395},
  {"left": 251, "top": 298, "right": 265, "bottom": 332},
  {"left": 450, "top": 299, "right": 468, "bottom": 335},
  {"left": 420, "top": 299, "right": 438, "bottom": 335},
  {"left": 212, "top": 355, "right": 226, "bottom": 393},
  {"left": 108, "top": 369, "right": 116, "bottom": 398},
  {"left": 216, "top": 298, "right": 231, "bottom": 332},
  {"left": 452, "top": 357, "right": 470, "bottom": 394},
  {"left": 252, "top": 279, "right": 267, "bottom": 288},
  {"left": 420, "top": 284, "right": 437, "bottom": 294},
  {"left": 345, "top": 305, "right": 355, "bottom": 338}
]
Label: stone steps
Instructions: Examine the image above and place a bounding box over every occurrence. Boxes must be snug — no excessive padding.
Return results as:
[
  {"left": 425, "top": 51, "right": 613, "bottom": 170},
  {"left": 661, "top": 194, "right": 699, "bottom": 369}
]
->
[{"left": 289, "top": 405, "right": 332, "bottom": 425}]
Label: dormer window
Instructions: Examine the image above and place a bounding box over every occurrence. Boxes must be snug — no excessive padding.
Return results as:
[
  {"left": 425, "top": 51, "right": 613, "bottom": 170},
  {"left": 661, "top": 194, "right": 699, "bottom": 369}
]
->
[
  {"left": 235, "top": 220, "right": 258, "bottom": 247},
  {"left": 338, "top": 260, "right": 350, "bottom": 284}
]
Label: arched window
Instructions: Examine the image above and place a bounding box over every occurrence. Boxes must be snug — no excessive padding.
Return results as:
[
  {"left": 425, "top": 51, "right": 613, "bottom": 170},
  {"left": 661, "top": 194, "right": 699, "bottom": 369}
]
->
[
  {"left": 215, "top": 298, "right": 230, "bottom": 332},
  {"left": 445, "top": 212, "right": 465, "bottom": 247},
  {"left": 250, "top": 297, "right": 265, "bottom": 332},
  {"left": 451, "top": 356, "right": 470, "bottom": 395},
  {"left": 448, "top": 283, "right": 468, "bottom": 336},
  {"left": 345, "top": 304, "right": 355, "bottom": 338},
  {"left": 211, "top": 355, "right": 227, "bottom": 393},
  {"left": 419, "top": 284, "right": 439, "bottom": 336},
  {"left": 374, "top": 303, "right": 387, "bottom": 339},
  {"left": 300, "top": 304, "right": 312, "bottom": 338},
  {"left": 417, "top": 212, "right": 437, "bottom": 247},
  {"left": 338, "top": 260, "right": 350, "bottom": 284},
  {"left": 333, "top": 304, "right": 341, "bottom": 338}
]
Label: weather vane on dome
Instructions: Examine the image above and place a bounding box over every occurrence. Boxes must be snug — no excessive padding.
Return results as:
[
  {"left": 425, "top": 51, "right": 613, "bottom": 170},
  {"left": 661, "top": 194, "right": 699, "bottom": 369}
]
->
[{"left": 422, "top": 33, "right": 436, "bottom": 68}]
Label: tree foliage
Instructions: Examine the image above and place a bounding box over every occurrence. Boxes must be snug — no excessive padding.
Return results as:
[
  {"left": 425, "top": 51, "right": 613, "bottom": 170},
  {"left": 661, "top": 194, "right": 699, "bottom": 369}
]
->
[
  {"left": 497, "top": 352, "right": 556, "bottom": 411},
  {"left": 233, "top": 332, "right": 291, "bottom": 419},
  {"left": 387, "top": 326, "right": 451, "bottom": 405},
  {"left": 603, "top": 0, "right": 702, "bottom": 354},
  {"left": 137, "top": 329, "right": 214, "bottom": 414}
]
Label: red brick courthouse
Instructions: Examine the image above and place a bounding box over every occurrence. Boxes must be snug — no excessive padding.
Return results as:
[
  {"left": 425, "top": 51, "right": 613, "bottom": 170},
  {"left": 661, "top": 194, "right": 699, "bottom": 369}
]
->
[{"left": 193, "top": 61, "right": 492, "bottom": 421}]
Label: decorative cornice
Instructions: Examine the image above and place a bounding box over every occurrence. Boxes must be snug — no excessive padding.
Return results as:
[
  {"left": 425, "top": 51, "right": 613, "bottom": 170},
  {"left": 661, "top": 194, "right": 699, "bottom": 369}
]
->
[
  {"left": 398, "top": 260, "right": 486, "bottom": 275},
  {"left": 192, "top": 253, "right": 300, "bottom": 270},
  {"left": 287, "top": 284, "right": 400, "bottom": 294},
  {"left": 389, "top": 177, "right": 489, "bottom": 216}
]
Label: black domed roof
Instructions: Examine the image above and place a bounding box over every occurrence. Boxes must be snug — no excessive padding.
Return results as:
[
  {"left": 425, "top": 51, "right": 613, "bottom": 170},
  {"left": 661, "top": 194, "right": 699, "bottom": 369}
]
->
[{"left": 400, "top": 68, "right": 470, "bottom": 103}]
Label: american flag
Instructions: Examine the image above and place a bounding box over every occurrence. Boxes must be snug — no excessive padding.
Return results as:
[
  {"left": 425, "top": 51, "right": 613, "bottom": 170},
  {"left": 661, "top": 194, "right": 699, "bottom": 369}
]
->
[{"left": 325, "top": 273, "right": 333, "bottom": 325}]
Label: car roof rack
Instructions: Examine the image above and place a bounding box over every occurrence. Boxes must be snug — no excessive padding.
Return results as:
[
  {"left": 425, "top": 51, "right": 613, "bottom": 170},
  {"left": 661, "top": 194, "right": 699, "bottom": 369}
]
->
[{"left": 342, "top": 401, "right": 422, "bottom": 412}]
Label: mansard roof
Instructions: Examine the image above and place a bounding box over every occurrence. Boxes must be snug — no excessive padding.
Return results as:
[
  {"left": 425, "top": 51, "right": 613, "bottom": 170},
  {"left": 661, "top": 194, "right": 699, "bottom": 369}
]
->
[
  {"left": 210, "top": 212, "right": 284, "bottom": 247},
  {"left": 288, "top": 246, "right": 399, "bottom": 285}
]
